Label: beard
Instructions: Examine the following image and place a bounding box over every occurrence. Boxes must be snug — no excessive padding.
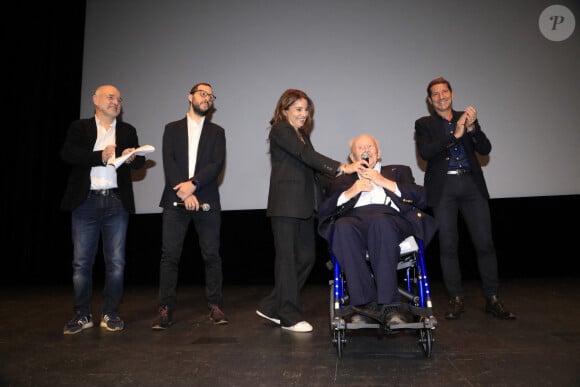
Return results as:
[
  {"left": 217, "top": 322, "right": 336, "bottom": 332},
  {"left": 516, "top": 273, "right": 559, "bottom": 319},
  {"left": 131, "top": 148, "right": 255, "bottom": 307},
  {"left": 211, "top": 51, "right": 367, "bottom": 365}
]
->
[{"left": 192, "top": 102, "right": 209, "bottom": 116}]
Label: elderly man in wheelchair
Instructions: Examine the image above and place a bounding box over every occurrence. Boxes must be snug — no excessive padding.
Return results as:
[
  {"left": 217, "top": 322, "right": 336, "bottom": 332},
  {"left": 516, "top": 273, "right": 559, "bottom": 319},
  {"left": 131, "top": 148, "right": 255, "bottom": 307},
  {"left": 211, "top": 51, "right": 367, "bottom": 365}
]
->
[{"left": 317, "top": 134, "right": 437, "bottom": 328}]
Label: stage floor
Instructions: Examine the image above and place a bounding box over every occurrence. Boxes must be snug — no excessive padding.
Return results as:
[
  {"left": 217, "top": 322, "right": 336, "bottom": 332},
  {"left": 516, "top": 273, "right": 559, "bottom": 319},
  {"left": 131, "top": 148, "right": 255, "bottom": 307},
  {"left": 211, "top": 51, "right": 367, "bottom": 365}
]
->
[{"left": 1, "top": 278, "right": 579, "bottom": 386}]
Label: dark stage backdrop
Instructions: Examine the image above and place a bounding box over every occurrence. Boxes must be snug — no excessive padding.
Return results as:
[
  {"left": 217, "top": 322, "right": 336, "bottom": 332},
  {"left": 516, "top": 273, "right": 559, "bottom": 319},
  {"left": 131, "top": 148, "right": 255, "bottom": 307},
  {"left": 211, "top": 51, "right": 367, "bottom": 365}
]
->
[
  {"left": 5, "top": 195, "right": 580, "bottom": 288},
  {"left": 4, "top": 2, "right": 579, "bottom": 289}
]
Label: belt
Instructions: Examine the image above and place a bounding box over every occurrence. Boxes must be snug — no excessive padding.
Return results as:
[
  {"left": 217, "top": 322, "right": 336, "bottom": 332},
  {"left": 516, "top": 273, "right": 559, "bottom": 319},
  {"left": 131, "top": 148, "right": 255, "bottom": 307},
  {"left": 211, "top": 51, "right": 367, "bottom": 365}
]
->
[
  {"left": 447, "top": 168, "right": 471, "bottom": 175},
  {"left": 90, "top": 189, "right": 118, "bottom": 196}
]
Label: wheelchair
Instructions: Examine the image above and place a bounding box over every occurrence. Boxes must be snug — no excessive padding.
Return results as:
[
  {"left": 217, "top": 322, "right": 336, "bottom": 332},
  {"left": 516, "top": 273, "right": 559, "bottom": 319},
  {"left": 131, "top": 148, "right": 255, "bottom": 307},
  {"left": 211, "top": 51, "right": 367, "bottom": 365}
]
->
[{"left": 328, "top": 235, "right": 437, "bottom": 359}]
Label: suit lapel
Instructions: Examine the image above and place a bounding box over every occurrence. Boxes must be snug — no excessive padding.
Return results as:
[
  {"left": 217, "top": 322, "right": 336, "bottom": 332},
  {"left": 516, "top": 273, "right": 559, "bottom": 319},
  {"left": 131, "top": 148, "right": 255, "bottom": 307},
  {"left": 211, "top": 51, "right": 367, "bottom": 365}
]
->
[{"left": 299, "top": 129, "right": 313, "bottom": 149}]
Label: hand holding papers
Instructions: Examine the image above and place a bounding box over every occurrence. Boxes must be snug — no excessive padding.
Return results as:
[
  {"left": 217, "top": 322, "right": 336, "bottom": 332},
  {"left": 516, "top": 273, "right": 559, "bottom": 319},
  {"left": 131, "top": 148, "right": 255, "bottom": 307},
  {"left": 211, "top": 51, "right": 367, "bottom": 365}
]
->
[{"left": 107, "top": 145, "right": 155, "bottom": 169}]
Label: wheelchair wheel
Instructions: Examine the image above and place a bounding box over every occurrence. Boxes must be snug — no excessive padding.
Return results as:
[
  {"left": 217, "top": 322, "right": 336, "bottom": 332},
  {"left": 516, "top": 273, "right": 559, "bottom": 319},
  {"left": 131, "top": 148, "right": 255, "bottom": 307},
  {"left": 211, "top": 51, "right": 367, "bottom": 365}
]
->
[
  {"left": 335, "top": 329, "right": 344, "bottom": 359},
  {"left": 329, "top": 281, "right": 346, "bottom": 359},
  {"left": 418, "top": 328, "right": 433, "bottom": 358},
  {"left": 329, "top": 283, "right": 335, "bottom": 331}
]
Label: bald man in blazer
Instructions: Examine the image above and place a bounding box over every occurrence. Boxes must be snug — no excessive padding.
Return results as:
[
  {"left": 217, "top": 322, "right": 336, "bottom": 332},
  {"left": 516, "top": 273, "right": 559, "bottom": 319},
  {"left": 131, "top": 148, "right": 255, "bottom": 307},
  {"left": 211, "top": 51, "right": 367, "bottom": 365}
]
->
[{"left": 317, "top": 134, "right": 437, "bottom": 326}]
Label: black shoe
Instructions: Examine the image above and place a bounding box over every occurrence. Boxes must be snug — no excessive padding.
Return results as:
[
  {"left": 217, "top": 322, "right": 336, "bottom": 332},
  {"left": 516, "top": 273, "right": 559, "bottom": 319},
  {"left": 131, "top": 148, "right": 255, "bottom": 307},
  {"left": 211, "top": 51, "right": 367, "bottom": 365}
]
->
[
  {"left": 152, "top": 306, "right": 173, "bottom": 330},
  {"left": 350, "top": 313, "right": 375, "bottom": 324},
  {"left": 485, "top": 295, "right": 516, "bottom": 320},
  {"left": 444, "top": 296, "right": 465, "bottom": 320},
  {"left": 352, "top": 302, "right": 383, "bottom": 322},
  {"left": 385, "top": 311, "right": 406, "bottom": 326}
]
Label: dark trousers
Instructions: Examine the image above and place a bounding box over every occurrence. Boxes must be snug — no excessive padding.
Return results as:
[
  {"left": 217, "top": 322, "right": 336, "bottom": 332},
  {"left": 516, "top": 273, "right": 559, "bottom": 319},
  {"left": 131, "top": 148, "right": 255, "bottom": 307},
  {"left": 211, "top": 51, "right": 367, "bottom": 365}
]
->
[
  {"left": 331, "top": 205, "right": 413, "bottom": 306},
  {"left": 258, "top": 216, "right": 316, "bottom": 327},
  {"left": 158, "top": 206, "right": 223, "bottom": 310},
  {"left": 433, "top": 174, "right": 499, "bottom": 298}
]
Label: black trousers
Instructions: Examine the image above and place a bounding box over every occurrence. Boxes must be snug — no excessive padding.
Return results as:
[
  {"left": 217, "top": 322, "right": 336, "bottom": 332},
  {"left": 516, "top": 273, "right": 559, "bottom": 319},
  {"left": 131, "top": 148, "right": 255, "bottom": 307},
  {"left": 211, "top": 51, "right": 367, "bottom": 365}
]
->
[
  {"left": 433, "top": 174, "right": 499, "bottom": 298},
  {"left": 158, "top": 207, "right": 223, "bottom": 310},
  {"left": 258, "top": 215, "right": 316, "bottom": 327}
]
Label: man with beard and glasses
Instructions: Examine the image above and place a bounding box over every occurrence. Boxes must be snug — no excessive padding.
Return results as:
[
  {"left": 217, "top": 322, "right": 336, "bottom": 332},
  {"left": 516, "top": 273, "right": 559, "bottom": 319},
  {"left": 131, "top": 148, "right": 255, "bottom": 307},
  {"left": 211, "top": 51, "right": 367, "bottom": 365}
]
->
[{"left": 152, "top": 83, "right": 228, "bottom": 329}]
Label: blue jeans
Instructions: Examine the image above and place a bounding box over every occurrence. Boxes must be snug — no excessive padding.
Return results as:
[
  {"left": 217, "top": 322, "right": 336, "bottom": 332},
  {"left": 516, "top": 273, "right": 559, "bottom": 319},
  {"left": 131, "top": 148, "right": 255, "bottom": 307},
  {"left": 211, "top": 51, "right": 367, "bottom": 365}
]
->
[{"left": 70, "top": 192, "right": 128, "bottom": 316}]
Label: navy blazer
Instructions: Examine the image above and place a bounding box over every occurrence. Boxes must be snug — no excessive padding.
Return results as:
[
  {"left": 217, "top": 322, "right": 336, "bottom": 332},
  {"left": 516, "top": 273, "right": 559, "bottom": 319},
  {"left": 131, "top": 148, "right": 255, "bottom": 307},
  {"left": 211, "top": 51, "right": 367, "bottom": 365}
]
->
[
  {"left": 159, "top": 117, "right": 226, "bottom": 210},
  {"left": 317, "top": 164, "right": 437, "bottom": 245},
  {"left": 414, "top": 111, "right": 492, "bottom": 207},
  {"left": 60, "top": 117, "right": 145, "bottom": 213},
  {"left": 267, "top": 122, "right": 342, "bottom": 219}
]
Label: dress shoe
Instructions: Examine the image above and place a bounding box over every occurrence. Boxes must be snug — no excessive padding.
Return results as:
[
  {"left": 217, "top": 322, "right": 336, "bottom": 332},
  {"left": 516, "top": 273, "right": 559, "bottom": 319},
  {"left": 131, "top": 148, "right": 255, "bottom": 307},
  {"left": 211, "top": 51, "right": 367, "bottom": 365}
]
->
[
  {"left": 485, "top": 295, "right": 516, "bottom": 320},
  {"left": 281, "top": 321, "right": 313, "bottom": 333},
  {"left": 444, "top": 296, "right": 465, "bottom": 320},
  {"left": 350, "top": 313, "right": 375, "bottom": 323},
  {"left": 351, "top": 302, "right": 383, "bottom": 322},
  {"left": 385, "top": 311, "right": 406, "bottom": 326}
]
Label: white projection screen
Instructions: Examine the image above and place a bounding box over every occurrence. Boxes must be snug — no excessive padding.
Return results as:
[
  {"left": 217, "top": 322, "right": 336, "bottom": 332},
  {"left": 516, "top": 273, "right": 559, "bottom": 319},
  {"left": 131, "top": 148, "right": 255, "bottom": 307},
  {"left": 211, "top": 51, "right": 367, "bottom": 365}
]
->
[{"left": 81, "top": 0, "right": 580, "bottom": 214}]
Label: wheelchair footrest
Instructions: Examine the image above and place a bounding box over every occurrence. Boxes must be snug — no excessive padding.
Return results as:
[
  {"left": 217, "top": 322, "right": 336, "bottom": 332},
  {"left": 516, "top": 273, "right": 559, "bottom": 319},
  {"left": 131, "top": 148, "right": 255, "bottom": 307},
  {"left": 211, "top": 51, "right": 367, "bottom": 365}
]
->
[
  {"left": 339, "top": 317, "right": 437, "bottom": 331},
  {"left": 387, "top": 317, "right": 438, "bottom": 331},
  {"left": 345, "top": 320, "right": 381, "bottom": 330}
]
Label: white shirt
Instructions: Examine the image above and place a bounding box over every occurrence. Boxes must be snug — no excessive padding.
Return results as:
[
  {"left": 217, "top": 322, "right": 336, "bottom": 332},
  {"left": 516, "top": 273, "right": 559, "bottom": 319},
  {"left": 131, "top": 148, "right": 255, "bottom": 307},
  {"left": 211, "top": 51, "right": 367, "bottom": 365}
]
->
[
  {"left": 90, "top": 116, "right": 118, "bottom": 189},
  {"left": 337, "top": 161, "right": 401, "bottom": 211},
  {"left": 188, "top": 115, "right": 204, "bottom": 178}
]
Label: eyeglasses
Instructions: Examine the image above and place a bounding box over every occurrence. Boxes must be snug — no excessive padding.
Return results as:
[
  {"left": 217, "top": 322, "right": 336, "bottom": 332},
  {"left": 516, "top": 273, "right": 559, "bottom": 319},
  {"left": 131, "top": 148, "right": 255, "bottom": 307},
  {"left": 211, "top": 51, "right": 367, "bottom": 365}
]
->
[{"left": 192, "top": 90, "right": 216, "bottom": 101}]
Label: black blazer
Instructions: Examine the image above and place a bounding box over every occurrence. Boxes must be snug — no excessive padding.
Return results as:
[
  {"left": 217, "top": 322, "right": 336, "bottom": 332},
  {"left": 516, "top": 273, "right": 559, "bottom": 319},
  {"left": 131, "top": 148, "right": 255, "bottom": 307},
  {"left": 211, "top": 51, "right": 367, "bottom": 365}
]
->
[
  {"left": 267, "top": 122, "right": 342, "bottom": 219},
  {"left": 317, "top": 164, "right": 438, "bottom": 245},
  {"left": 159, "top": 117, "right": 226, "bottom": 210},
  {"left": 414, "top": 110, "right": 492, "bottom": 207},
  {"left": 60, "top": 117, "right": 145, "bottom": 213}
]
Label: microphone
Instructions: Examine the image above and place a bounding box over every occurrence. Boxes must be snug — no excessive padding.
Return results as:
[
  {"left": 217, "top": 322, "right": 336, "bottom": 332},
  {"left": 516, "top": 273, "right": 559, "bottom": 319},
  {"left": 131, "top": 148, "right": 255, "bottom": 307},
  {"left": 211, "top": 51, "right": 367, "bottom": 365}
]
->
[
  {"left": 361, "top": 151, "right": 370, "bottom": 165},
  {"left": 360, "top": 152, "right": 371, "bottom": 181},
  {"left": 173, "top": 202, "right": 211, "bottom": 211}
]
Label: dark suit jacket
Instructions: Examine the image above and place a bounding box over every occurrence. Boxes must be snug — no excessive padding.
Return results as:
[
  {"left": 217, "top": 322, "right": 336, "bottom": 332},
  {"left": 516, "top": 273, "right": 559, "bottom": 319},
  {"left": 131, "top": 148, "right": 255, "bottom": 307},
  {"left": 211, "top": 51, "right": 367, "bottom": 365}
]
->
[
  {"left": 267, "top": 122, "right": 342, "bottom": 219},
  {"left": 317, "top": 164, "right": 437, "bottom": 245},
  {"left": 159, "top": 117, "right": 225, "bottom": 210},
  {"left": 414, "top": 111, "right": 491, "bottom": 207},
  {"left": 60, "top": 117, "right": 145, "bottom": 213}
]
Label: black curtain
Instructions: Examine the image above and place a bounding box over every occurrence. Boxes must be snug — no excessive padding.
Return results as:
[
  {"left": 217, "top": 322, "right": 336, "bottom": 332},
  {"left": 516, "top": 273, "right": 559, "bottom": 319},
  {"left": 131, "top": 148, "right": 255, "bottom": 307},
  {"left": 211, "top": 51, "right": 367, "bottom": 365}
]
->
[{"left": 4, "top": 3, "right": 86, "bottom": 287}]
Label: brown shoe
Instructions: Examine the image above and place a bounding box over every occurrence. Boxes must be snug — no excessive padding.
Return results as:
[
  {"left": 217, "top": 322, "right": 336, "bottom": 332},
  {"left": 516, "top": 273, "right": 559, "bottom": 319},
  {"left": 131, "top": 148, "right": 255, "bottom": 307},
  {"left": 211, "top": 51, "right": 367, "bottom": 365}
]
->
[
  {"left": 485, "top": 295, "right": 516, "bottom": 320},
  {"left": 209, "top": 305, "right": 229, "bottom": 325},
  {"left": 152, "top": 306, "right": 173, "bottom": 330},
  {"left": 444, "top": 296, "right": 465, "bottom": 320}
]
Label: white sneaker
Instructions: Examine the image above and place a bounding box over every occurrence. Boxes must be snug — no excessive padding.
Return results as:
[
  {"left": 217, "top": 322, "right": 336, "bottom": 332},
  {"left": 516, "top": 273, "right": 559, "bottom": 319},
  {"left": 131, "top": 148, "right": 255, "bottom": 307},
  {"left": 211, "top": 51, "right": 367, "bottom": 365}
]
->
[
  {"left": 256, "top": 310, "right": 280, "bottom": 325},
  {"left": 281, "top": 321, "right": 313, "bottom": 333}
]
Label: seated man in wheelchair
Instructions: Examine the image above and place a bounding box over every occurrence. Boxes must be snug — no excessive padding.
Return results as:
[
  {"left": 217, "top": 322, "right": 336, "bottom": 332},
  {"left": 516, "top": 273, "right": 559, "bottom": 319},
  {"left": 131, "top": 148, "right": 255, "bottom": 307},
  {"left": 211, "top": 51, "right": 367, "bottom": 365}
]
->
[{"left": 317, "top": 134, "right": 437, "bottom": 327}]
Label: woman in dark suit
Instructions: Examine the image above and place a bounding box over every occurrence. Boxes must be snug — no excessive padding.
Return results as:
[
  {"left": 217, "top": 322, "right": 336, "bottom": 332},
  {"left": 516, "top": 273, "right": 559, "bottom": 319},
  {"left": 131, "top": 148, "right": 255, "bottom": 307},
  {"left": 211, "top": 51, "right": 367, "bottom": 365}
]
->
[{"left": 256, "top": 89, "right": 361, "bottom": 332}]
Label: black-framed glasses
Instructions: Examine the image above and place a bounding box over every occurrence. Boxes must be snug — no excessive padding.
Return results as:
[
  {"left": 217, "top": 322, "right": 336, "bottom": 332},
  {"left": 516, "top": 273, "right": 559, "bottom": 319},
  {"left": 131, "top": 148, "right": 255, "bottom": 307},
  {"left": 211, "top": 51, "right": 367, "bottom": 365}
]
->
[{"left": 192, "top": 90, "right": 216, "bottom": 101}]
